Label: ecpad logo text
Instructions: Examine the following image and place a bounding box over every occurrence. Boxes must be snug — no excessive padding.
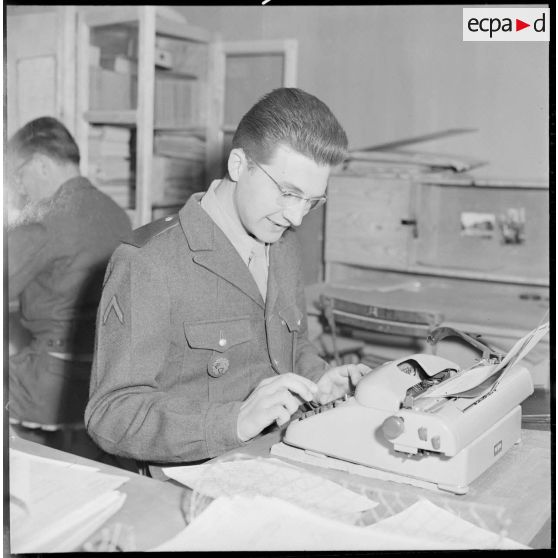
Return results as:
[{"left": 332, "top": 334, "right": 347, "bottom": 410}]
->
[{"left": 463, "top": 8, "right": 549, "bottom": 42}]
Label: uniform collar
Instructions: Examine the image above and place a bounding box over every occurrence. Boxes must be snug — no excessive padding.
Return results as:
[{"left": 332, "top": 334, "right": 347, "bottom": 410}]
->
[{"left": 178, "top": 192, "right": 215, "bottom": 251}]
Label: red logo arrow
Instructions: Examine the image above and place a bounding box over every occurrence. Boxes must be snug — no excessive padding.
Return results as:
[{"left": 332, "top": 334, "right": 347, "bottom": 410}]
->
[{"left": 516, "top": 19, "right": 530, "bottom": 31}]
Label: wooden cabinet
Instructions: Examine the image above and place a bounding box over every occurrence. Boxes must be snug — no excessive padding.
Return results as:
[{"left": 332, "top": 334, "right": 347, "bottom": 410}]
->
[
  {"left": 75, "top": 6, "right": 214, "bottom": 227},
  {"left": 325, "top": 175, "right": 414, "bottom": 272},
  {"left": 325, "top": 172, "right": 549, "bottom": 286},
  {"left": 318, "top": 171, "right": 549, "bottom": 388}
]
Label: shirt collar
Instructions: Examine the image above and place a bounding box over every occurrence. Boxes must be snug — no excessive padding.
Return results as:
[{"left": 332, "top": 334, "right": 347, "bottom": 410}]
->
[{"left": 201, "top": 180, "right": 268, "bottom": 265}]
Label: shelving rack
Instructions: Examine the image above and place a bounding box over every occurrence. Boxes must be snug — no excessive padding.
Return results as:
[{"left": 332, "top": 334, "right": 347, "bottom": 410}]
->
[{"left": 75, "top": 6, "right": 214, "bottom": 227}]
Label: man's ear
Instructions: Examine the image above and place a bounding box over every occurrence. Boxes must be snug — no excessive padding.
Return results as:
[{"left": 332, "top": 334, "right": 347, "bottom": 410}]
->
[
  {"left": 227, "top": 148, "right": 247, "bottom": 182},
  {"left": 32, "top": 153, "right": 52, "bottom": 178}
]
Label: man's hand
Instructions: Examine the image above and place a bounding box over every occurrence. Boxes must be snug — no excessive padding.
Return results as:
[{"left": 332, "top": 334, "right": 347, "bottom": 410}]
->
[
  {"left": 237, "top": 373, "right": 318, "bottom": 442},
  {"left": 315, "top": 363, "right": 372, "bottom": 405}
]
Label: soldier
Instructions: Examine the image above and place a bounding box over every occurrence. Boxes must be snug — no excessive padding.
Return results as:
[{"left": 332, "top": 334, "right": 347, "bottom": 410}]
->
[
  {"left": 86, "top": 88, "right": 370, "bottom": 468},
  {"left": 7, "top": 117, "right": 132, "bottom": 459}
]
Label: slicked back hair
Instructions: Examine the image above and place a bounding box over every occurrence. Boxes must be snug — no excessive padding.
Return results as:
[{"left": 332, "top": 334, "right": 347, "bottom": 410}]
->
[
  {"left": 8, "top": 116, "right": 80, "bottom": 166},
  {"left": 231, "top": 88, "right": 348, "bottom": 167}
]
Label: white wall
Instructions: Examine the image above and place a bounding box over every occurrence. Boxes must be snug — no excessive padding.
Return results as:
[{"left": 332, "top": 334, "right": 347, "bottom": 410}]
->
[{"left": 178, "top": 5, "right": 549, "bottom": 181}]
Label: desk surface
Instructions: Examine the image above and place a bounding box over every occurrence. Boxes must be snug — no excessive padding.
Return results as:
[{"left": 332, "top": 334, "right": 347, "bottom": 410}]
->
[
  {"left": 9, "top": 428, "right": 552, "bottom": 550},
  {"left": 220, "top": 427, "right": 552, "bottom": 548}
]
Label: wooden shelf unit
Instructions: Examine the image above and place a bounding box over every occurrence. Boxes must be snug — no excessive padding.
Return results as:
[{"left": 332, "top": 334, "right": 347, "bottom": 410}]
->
[{"left": 76, "top": 6, "right": 214, "bottom": 227}]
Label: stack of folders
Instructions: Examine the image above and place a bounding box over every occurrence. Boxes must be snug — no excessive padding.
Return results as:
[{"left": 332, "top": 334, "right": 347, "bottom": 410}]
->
[
  {"left": 88, "top": 125, "right": 134, "bottom": 208},
  {"left": 9, "top": 448, "right": 128, "bottom": 553},
  {"left": 152, "top": 130, "right": 206, "bottom": 205}
]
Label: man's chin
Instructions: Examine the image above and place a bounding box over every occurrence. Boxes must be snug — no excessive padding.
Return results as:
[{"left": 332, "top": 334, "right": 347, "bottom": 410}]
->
[{"left": 259, "top": 226, "right": 288, "bottom": 244}]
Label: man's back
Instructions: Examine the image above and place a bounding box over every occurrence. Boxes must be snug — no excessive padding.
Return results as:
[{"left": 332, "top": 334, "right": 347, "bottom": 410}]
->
[
  {"left": 10, "top": 177, "right": 132, "bottom": 350},
  {"left": 8, "top": 176, "right": 132, "bottom": 428}
]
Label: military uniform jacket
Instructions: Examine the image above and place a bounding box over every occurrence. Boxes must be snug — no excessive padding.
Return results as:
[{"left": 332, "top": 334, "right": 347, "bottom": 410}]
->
[
  {"left": 8, "top": 177, "right": 133, "bottom": 350},
  {"left": 8, "top": 177, "right": 132, "bottom": 425},
  {"left": 85, "top": 193, "right": 328, "bottom": 463}
]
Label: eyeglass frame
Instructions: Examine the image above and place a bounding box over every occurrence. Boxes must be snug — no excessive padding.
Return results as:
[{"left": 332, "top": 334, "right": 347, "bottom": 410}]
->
[{"left": 248, "top": 157, "right": 327, "bottom": 211}]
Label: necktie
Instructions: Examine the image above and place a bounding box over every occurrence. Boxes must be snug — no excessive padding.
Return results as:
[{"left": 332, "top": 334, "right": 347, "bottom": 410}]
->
[{"left": 248, "top": 243, "right": 268, "bottom": 301}]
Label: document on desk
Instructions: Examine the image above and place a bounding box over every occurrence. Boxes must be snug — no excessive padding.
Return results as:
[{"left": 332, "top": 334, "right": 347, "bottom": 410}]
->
[
  {"left": 426, "top": 321, "right": 549, "bottom": 398},
  {"left": 163, "top": 456, "right": 377, "bottom": 521},
  {"left": 152, "top": 495, "right": 528, "bottom": 551},
  {"left": 9, "top": 448, "right": 128, "bottom": 553}
]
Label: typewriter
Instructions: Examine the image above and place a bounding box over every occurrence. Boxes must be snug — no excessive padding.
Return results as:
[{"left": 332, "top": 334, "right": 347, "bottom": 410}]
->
[{"left": 283, "top": 326, "right": 539, "bottom": 494}]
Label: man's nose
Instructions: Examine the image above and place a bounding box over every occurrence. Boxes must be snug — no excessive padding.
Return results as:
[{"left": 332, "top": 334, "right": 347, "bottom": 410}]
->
[{"left": 283, "top": 201, "right": 310, "bottom": 227}]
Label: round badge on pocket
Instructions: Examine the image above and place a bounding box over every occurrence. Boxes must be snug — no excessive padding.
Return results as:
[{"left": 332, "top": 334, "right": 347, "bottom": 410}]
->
[{"left": 208, "top": 356, "right": 229, "bottom": 378}]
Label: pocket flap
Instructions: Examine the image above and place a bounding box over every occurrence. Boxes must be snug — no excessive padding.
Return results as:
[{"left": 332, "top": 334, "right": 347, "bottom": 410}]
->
[
  {"left": 184, "top": 317, "right": 252, "bottom": 352},
  {"left": 278, "top": 305, "right": 303, "bottom": 332}
]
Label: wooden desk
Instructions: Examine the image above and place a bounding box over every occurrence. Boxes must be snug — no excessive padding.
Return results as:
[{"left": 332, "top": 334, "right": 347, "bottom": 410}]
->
[
  {"left": 9, "top": 427, "right": 552, "bottom": 550},
  {"left": 8, "top": 435, "right": 187, "bottom": 551},
  {"left": 220, "top": 427, "right": 552, "bottom": 548}
]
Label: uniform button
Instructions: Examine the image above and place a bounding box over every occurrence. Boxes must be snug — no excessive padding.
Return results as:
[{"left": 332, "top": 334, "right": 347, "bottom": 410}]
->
[
  {"left": 274, "top": 359, "right": 279, "bottom": 366},
  {"left": 297, "top": 319, "right": 301, "bottom": 326},
  {"left": 165, "top": 216, "right": 173, "bottom": 221},
  {"left": 281, "top": 320, "right": 286, "bottom": 326},
  {"left": 218, "top": 338, "right": 227, "bottom": 347}
]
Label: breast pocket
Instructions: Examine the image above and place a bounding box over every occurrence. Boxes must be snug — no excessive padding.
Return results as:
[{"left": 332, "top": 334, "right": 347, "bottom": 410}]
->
[
  {"left": 273, "top": 304, "right": 303, "bottom": 373},
  {"left": 183, "top": 316, "right": 253, "bottom": 378}
]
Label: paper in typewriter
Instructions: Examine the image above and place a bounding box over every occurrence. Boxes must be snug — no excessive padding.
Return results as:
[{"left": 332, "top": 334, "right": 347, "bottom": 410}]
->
[{"left": 426, "top": 321, "right": 549, "bottom": 398}]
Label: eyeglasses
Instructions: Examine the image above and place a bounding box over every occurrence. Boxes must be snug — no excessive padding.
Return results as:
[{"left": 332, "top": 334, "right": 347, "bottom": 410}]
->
[{"left": 250, "top": 159, "right": 327, "bottom": 211}]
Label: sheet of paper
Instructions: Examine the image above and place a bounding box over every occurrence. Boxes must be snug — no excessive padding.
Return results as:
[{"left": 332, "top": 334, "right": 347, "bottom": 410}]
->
[
  {"left": 152, "top": 494, "right": 527, "bottom": 551},
  {"left": 35, "top": 491, "right": 127, "bottom": 553},
  {"left": 9, "top": 448, "right": 129, "bottom": 553},
  {"left": 365, "top": 498, "right": 528, "bottom": 550},
  {"left": 163, "top": 456, "right": 377, "bottom": 521},
  {"left": 426, "top": 321, "right": 549, "bottom": 398}
]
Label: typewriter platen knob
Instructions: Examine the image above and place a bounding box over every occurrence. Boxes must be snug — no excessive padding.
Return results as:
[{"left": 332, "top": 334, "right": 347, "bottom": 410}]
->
[{"left": 382, "top": 416, "right": 405, "bottom": 440}]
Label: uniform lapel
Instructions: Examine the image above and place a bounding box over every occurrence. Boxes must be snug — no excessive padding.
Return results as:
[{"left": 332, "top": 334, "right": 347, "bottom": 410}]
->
[
  {"left": 179, "top": 195, "right": 264, "bottom": 308},
  {"left": 266, "top": 236, "right": 289, "bottom": 317}
]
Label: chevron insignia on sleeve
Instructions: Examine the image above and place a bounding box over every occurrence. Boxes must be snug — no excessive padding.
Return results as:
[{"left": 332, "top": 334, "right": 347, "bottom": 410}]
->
[{"left": 102, "top": 294, "right": 124, "bottom": 325}]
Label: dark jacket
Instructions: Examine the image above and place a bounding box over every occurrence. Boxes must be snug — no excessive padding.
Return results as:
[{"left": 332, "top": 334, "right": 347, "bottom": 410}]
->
[{"left": 8, "top": 176, "right": 132, "bottom": 425}]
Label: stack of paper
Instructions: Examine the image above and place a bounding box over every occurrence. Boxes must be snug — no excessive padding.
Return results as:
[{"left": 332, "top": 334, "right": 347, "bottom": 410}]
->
[
  {"left": 88, "top": 125, "right": 134, "bottom": 208},
  {"left": 9, "top": 449, "right": 128, "bottom": 553},
  {"left": 151, "top": 131, "right": 206, "bottom": 205}
]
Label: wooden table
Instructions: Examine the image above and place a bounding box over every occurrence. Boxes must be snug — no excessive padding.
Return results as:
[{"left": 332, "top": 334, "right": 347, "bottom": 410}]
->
[{"left": 9, "top": 427, "right": 551, "bottom": 550}]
